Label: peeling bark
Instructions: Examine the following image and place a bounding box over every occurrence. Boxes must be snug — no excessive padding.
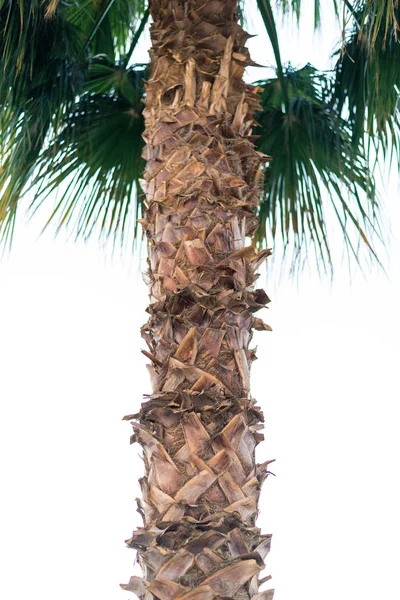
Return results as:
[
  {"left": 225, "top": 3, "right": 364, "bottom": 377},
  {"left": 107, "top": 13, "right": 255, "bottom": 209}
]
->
[{"left": 123, "top": 1, "right": 273, "bottom": 599}]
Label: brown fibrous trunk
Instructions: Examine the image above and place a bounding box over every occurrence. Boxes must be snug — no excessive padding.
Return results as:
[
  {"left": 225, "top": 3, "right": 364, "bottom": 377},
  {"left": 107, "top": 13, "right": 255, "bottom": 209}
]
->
[{"left": 122, "top": 2, "right": 273, "bottom": 600}]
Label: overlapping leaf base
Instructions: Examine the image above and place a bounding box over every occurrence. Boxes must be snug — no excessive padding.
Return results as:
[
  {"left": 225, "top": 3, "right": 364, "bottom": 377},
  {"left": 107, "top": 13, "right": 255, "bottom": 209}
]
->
[{"left": 122, "top": 1, "right": 273, "bottom": 599}]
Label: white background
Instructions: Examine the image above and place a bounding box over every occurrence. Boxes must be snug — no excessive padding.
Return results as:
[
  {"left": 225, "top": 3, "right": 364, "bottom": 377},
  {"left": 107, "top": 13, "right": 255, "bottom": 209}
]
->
[{"left": 1, "top": 2, "right": 399, "bottom": 599}]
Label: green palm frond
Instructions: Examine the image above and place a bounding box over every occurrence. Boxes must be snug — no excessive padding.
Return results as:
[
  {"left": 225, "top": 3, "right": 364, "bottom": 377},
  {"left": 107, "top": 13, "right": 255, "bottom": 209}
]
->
[
  {"left": 334, "top": 2, "right": 400, "bottom": 161},
  {"left": 348, "top": 0, "right": 400, "bottom": 46},
  {"left": 254, "top": 64, "right": 381, "bottom": 272},
  {"left": 0, "top": 0, "right": 147, "bottom": 245},
  {"left": 29, "top": 65, "right": 146, "bottom": 246},
  {"left": 0, "top": 1, "right": 76, "bottom": 98},
  {"left": 0, "top": 0, "right": 81, "bottom": 241}
]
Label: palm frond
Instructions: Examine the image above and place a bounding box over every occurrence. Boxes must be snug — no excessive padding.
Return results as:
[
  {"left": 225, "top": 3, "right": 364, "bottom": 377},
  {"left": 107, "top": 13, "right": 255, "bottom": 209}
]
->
[
  {"left": 0, "top": 0, "right": 81, "bottom": 240},
  {"left": 254, "top": 64, "right": 382, "bottom": 273},
  {"left": 20, "top": 65, "right": 145, "bottom": 246},
  {"left": 256, "top": 0, "right": 289, "bottom": 107},
  {"left": 348, "top": 0, "right": 400, "bottom": 46},
  {"left": 334, "top": 3, "right": 400, "bottom": 161},
  {"left": 0, "top": 0, "right": 148, "bottom": 247}
]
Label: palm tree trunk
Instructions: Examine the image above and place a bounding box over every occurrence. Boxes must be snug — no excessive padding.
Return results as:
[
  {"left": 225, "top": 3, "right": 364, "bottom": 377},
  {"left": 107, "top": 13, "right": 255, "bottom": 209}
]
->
[{"left": 122, "top": 1, "right": 273, "bottom": 599}]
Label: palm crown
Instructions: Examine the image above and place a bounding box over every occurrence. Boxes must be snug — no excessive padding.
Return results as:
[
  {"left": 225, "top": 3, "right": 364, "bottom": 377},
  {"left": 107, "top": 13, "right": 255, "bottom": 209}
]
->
[{"left": 0, "top": 0, "right": 398, "bottom": 271}]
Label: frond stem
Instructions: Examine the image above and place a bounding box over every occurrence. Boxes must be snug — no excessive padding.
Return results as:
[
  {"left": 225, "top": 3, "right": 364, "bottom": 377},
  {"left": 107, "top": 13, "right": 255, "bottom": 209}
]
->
[
  {"left": 257, "top": 0, "right": 290, "bottom": 111},
  {"left": 343, "top": 0, "right": 362, "bottom": 27},
  {"left": 123, "top": 9, "right": 150, "bottom": 66},
  {"left": 78, "top": 0, "right": 117, "bottom": 58}
]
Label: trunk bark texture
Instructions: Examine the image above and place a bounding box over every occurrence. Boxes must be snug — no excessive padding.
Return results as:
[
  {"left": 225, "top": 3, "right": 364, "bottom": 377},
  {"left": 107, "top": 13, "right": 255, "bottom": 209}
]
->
[{"left": 122, "top": 1, "right": 273, "bottom": 599}]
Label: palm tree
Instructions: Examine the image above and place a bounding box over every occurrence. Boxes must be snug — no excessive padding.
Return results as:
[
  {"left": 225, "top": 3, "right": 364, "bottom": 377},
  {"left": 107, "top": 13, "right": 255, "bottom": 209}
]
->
[{"left": 0, "top": 1, "right": 398, "bottom": 598}]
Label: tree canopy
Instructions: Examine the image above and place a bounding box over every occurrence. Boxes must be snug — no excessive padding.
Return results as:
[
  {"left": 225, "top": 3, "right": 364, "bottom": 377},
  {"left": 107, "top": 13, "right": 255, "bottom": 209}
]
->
[{"left": 0, "top": 0, "right": 399, "bottom": 272}]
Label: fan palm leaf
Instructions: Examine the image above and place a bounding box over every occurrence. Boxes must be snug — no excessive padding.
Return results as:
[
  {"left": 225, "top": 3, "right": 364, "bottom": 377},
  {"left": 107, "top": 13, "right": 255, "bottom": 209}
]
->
[
  {"left": 31, "top": 64, "right": 146, "bottom": 245},
  {"left": 0, "top": 0, "right": 147, "bottom": 243},
  {"left": 254, "top": 64, "right": 380, "bottom": 271},
  {"left": 0, "top": 0, "right": 80, "bottom": 240},
  {"left": 348, "top": 0, "right": 400, "bottom": 45},
  {"left": 334, "top": 2, "right": 400, "bottom": 162},
  {"left": 255, "top": 0, "right": 382, "bottom": 272}
]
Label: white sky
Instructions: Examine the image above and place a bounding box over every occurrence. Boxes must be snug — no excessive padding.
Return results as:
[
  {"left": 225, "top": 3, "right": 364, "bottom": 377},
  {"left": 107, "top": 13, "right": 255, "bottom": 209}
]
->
[{"left": 1, "top": 3, "right": 400, "bottom": 600}]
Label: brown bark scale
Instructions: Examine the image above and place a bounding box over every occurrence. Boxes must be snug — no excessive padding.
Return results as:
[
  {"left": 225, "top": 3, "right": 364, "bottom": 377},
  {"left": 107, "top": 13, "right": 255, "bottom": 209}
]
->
[{"left": 122, "top": 2, "right": 273, "bottom": 599}]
